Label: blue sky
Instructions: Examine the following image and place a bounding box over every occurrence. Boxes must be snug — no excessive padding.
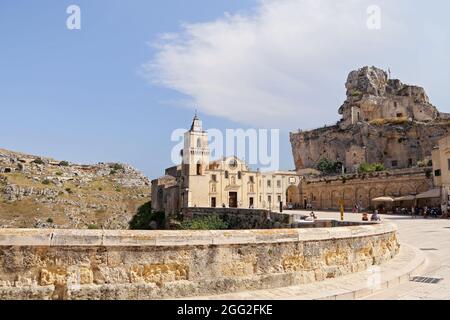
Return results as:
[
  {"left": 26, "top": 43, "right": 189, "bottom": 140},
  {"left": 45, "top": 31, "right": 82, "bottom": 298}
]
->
[{"left": 1, "top": 0, "right": 450, "bottom": 178}]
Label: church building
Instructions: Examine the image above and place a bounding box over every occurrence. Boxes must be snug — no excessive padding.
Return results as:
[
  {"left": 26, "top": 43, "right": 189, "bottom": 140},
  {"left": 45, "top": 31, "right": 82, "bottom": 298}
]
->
[{"left": 152, "top": 115, "right": 301, "bottom": 215}]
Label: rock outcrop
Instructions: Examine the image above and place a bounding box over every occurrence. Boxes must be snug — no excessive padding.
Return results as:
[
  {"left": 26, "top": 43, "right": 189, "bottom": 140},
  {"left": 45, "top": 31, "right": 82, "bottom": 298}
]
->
[
  {"left": 338, "top": 66, "right": 442, "bottom": 128},
  {"left": 290, "top": 66, "right": 450, "bottom": 172},
  {"left": 338, "top": 66, "right": 440, "bottom": 129},
  {"left": 0, "top": 148, "right": 151, "bottom": 229}
]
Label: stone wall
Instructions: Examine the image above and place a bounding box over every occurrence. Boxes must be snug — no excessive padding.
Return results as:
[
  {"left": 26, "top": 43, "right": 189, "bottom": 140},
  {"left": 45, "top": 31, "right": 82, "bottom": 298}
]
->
[
  {"left": 300, "top": 167, "right": 433, "bottom": 210},
  {"left": 0, "top": 225, "right": 399, "bottom": 300},
  {"left": 181, "top": 207, "right": 375, "bottom": 229}
]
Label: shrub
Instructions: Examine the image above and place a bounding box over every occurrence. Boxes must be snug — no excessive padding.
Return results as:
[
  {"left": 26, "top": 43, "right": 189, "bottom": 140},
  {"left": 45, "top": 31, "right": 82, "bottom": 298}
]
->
[
  {"left": 55, "top": 171, "right": 63, "bottom": 176},
  {"left": 369, "top": 119, "right": 386, "bottom": 126},
  {"left": 59, "top": 161, "right": 69, "bottom": 167},
  {"left": 110, "top": 163, "right": 124, "bottom": 171},
  {"left": 33, "top": 158, "right": 44, "bottom": 165},
  {"left": 88, "top": 224, "right": 99, "bottom": 230},
  {"left": 42, "top": 179, "right": 51, "bottom": 185},
  {"left": 374, "top": 163, "right": 385, "bottom": 171},
  {"left": 181, "top": 215, "right": 229, "bottom": 230},
  {"left": 46, "top": 218, "right": 53, "bottom": 223},
  {"left": 350, "top": 90, "right": 363, "bottom": 97},
  {"left": 65, "top": 188, "right": 73, "bottom": 194},
  {"left": 129, "top": 202, "right": 166, "bottom": 230},
  {"left": 110, "top": 170, "right": 117, "bottom": 175},
  {"left": 358, "top": 163, "right": 385, "bottom": 173},
  {"left": 417, "top": 160, "right": 427, "bottom": 168},
  {"left": 389, "top": 117, "right": 408, "bottom": 125},
  {"left": 370, "top": 117, "right": 409, "bottom": 126},
  {"left": 316, "top": 158, "right": 341, "bottom": 175}
]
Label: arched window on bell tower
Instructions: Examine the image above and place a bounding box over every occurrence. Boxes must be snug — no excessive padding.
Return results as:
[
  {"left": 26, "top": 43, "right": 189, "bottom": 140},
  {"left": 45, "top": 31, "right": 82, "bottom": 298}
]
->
[
  {"left": 197, "top": 161, "right": 202, "bottom": 175},
  {"left": 197, "top": 137, "right": 201, "bottom": 148}
]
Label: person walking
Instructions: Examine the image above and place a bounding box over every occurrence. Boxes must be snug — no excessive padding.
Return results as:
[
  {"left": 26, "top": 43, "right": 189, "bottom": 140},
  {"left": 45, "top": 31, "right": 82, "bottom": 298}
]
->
[{"left": 441, "top": 203, "right": 448, "bottom": 219}]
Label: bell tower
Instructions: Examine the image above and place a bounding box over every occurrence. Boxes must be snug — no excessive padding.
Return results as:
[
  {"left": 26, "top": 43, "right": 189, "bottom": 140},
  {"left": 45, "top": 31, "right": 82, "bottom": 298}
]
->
[
  {"left": 183, "top": 112, "right": 210, "bottom": 175},
  {"left": 181, "top": 112, "right": 210, "bottom": 208}
]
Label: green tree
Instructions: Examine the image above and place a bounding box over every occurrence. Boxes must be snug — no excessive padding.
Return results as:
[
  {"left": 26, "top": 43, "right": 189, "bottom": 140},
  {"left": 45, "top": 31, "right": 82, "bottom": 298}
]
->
[
  {"left": 316, "top": 158, "right": 340, "bottom": 174},
  {"left": 129, "top": 202, "right": 165, "bottom": 230},
  {"left": 181, "top": 215, "right": 229, "bottom": 230},
  {"left": 358, "top": 163, "right": 385, "bottom": 173}
]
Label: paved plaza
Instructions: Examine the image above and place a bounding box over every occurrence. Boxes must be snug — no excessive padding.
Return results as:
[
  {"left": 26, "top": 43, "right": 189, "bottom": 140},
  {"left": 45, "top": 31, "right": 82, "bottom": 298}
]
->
[
  {"left": 310, "top": 211, "right": 450, "bottom": 300},
  {"left": 187, "top": 211, "right": 450, "bottom": 300}
]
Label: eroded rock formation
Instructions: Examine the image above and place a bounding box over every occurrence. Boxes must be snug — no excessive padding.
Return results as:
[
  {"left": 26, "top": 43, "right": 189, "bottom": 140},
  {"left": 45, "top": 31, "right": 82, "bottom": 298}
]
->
[{"left": 290, "top": 66, "right": 450, "bottom": 172}]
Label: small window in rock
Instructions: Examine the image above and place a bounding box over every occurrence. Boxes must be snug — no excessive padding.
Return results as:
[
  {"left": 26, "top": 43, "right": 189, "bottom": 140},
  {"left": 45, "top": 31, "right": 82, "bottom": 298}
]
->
[
  {"left": 396, "top": 113, "right": 403, "bottom": 118},
  {"left": 435, "top": 170, "right": 442, "bottom": 177},
  {"left": 392, "top": 160, "right": 398, "bottom": 167}
]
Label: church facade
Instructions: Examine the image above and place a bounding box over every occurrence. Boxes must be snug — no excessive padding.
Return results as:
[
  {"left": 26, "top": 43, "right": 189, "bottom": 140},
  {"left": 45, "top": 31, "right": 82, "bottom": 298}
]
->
[{"left": 152, "top": 115, "right": 301, "bottom": 215}]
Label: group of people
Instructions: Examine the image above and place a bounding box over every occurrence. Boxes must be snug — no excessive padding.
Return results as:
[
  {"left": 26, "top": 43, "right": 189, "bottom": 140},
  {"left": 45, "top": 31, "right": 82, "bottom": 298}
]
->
[
  {"left": 368, "top": 204, "right": 449, "bottom": 220},
  {"left": 395, "top": 206, "right": 446, "bottom": 219},
  {"left": 362, "top": 210, "right": 381, "bottom": 222}
]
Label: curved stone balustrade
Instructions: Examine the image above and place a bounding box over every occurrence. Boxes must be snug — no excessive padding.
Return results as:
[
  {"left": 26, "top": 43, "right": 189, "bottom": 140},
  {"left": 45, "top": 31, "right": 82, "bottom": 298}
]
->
[{"left": 0, "top": 223, "right": 399, "bottom": 300}]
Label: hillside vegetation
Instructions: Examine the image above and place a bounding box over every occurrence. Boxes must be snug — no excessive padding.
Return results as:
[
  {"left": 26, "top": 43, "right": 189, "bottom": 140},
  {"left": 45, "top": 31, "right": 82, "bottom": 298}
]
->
[{"left": 0, "top": 148, "right": 151, "bottom": 229}]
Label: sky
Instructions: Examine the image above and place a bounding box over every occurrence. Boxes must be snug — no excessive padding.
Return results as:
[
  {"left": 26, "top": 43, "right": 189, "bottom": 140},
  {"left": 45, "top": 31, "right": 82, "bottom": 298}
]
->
[{"left": 1, "top": 0, "right": 450, "bottom": 178}]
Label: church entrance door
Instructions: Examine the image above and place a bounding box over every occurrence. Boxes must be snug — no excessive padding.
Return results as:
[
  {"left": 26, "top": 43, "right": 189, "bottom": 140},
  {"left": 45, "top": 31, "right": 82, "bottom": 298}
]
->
[{"left": 229, "top": 192, "right": 238, "bottom": 208}]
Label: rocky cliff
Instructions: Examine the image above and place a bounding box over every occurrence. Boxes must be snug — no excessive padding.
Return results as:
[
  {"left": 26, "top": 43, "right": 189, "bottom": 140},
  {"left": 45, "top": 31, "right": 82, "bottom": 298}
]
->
[
  {"left": 290, "top": 66, "right": 450, "bottom": 172},
  {"left": 0, "top": 148, "right": 151, "bottom": 229},
  {"left": 338, "top": 66, "right": 440, "bottom": 127}
]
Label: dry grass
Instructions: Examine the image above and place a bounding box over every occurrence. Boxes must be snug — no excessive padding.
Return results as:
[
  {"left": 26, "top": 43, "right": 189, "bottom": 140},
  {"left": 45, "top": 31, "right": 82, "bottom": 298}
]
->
[
  {"left": 369, "top": 117, "right": 409, "bottom": 126},
  {"left": 0, "top": 172, "right": 150, "bottom": 229}
]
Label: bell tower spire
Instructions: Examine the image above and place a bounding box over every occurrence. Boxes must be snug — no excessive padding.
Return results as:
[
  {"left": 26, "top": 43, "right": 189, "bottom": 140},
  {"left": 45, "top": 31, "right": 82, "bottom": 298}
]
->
[{"left": 190, "top": 110, "right": 203, "bottom": 132}]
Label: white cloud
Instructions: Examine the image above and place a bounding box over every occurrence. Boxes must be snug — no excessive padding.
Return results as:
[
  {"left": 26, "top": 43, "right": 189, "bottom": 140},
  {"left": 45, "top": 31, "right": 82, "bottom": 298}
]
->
[{"left": 143, "top": 0, "right": 444, "bottom": 128}]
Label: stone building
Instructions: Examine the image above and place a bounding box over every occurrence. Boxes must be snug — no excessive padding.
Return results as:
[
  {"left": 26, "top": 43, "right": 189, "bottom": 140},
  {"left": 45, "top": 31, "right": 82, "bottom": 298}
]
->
[
  {"left": 290, "top": 66, "right": 450, "bottom": 173},
  {"left": 299, "top": 167, "right": 432, "bottom": 210},
  {"left": 152, "top": 115, "right": 301, "bottom": 215},
  {"left": 431, "top": 134, "right": 450, "bottom": 205}
]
